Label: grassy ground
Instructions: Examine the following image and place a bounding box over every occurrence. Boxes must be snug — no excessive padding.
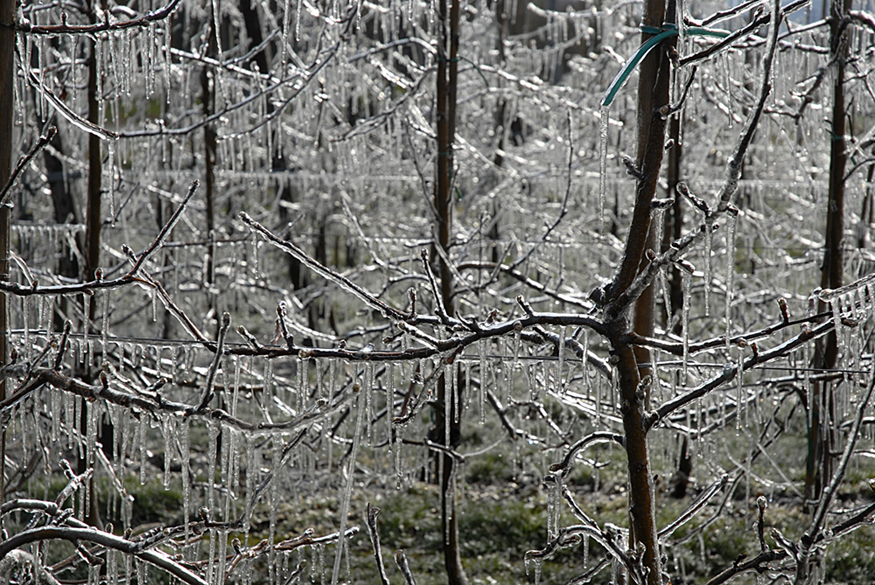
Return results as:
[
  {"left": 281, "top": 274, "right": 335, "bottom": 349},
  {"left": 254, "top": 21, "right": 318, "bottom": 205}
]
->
[{"left": 13, "top": 394, "right": 875, "bottom": 584}]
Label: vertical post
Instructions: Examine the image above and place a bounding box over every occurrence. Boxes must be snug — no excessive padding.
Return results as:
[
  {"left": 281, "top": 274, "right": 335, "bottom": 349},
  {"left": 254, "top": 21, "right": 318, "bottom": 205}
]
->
[{"left": 0, "top": 0, "right": 16, "bottom": 502}]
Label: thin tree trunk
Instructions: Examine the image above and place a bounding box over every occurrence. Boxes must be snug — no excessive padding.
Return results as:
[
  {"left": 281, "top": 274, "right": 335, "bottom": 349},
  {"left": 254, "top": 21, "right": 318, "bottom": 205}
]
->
[
  {"left": 606, "top": 0, "right": 674, "bottom": 581},
  {"left": 807, "top": 0, "right": 851, "bottom": 506},
  {"left": 202, "top": 21, "right": 218, "bottom": 323},
  {"left": 79, "top": 0, "right": 106, "bottom": 527},
  {"left": 433, "top": 0, "right": 465, "bottom": 583},
  {"left": 0, "top": 0, "right": 15, "bottom": 504}
]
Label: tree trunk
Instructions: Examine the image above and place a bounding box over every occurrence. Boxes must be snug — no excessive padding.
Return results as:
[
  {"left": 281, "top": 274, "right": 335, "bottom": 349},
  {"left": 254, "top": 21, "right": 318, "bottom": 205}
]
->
[
  {"left": 605, "top": 0, "right": 674, "bottom": 582},
  {"left": 807, "top": 0, "right": 851, "bottom": 506},
  {"left": 0, "top": 0, "right": 15, "bottom": 504},
  {"left": 433, "top": 0, "right": 465, "bottom": 583},
  {"left": 44, "top": 128, "right": 82, "bottom": 332},
  {"left": 202, "top": 19, "right": 218, "bottom": 324}
]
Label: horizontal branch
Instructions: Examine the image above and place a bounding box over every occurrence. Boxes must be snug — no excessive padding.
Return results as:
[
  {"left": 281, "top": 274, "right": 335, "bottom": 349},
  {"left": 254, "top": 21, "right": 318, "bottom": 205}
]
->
[
  {"left": 679, "top": 0, "right": 807, "bottom": 68},
  {"left": 0, "top": 181, "right": 198, "bottom": 296},
  {"left": 0, "top": 367, "right": 352, "bottom": 437},
  {"left": 646, "top": 320, "right": 833, "bottom": 431},
  {"left": 0, "top": 526, "right": 208, "bottom": 585},
  {"left": 15, "top": 0, "right": 182, "bottom": 35},
  {"left": 548, "top": 432, "right": 625, "bottom": 478},
  {"left": 456, "top": 261, "right": 593, "bottom": 310},
  {"left": 240, "top": 212, "right": 409, "bottom": 321},
  {"left": 626, "top": 311, "right": 830, "bottom": 356}
]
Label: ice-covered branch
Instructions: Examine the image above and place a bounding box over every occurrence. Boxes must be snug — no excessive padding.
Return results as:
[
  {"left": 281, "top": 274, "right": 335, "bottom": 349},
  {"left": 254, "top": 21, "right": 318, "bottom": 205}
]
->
[
  {"left": 366, "top": 504, "right": 391, "bottom": 585},
  {"left": 0, "top": 526, "right": 209, "bottom": 585},
  {"left": 0, "top": 367, "right": 351, "bottom": 437},
  {"left": 0, "top": 181, "right": 199, "bottom": 296},
  {"left": 680, "top": 0, "right": 807, "bottom": 68},
  {"left": 609, "top": 0, "right": 786, "bottom": 317},
  {"left": 457, "top": 261, "right": 593, "bottom": 310},
  {"left": 548, "top": 432, "right": 625, "bottom": 478},
  {"left": 241, "top": 212, "right": 409, "bottom": 321},
  {"left": 802, "top": 360, "right": 875, "bottom": 556},
  {"left": 16, "top": 0, "right": 183, "bottom": 35},
  {"left": 0, "top": 127, "right": 56, "bottom": 207},
  {"left": 626, "top": 310, "right": 829, "bottom": 356},
  {"left": 190, "top": 311, "right": 231, "bottom": 415},
  {"left": 658, "top": 474, "right": 729, "bottom": 540},
  {"left": 646, "top": 319, "right": 833, "bottom": 431}
]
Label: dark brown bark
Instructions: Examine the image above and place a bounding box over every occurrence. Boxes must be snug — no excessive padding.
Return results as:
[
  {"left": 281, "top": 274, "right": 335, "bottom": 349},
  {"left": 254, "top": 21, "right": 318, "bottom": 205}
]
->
[
  {"left": 807, "top": 0, "right": 851, "bottom": 505},
  {"left": 605, "top": 0, "right": 673, "bottom": 582},
  {"left": 79, "top": 0, "right": 107, "bottom": 527},
  {"left": 0, "top": 0, "right": 14, "bottom": 504},
  {"left": 202, "top": 20, "right": 218, "bottom": 322},
  {"left": 433, "top": 0, "right": 465, "bottom": 583},
  {"left": 85, "top": 38, "right": 101, "bottom": 294}
]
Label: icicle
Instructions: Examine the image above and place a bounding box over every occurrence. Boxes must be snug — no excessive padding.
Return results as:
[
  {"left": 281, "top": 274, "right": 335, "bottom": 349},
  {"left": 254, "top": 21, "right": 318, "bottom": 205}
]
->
[
  {"left": 329, "top": 358, "right": 337, "bottom": 405},
  {"left": 558, "top": 326, "right": 566, "bottom": 394},
  {"left": 725, "top": 213, "right": 737, "bottom": 351},
  {"left": 365, "top": 363, "right": 374, "bottom": 445},
  {"left": 265, "top": 358, "right": 275, "bottom": 419},
  {"left": 135, "top": 412, "right": 145, "bottom": 485},
  {"left": 315, "top": 358, "right": 323, "bottom": 400},
  {"left": 22, "top": 296, "right": 30, "bottom": 361},
  {"left": 703, "top": 224, "right": 711, "bottom": 317},
  {"left": 86, "top": 400, "right": 98, "bottom": 470},
  {"left": 163, "top": 416, "right": 173, "bottom": 490},
  {"left": 101, "top": 292, "right": 110, "bottom": 364},
  {"left": 300, "top": 356, "right": 310, "bottom": 411},
  {"left": 146, "top": 24, "right": 156, "bottom": 95},
  {"left": 682, "top": 271, "right": 692, "bottom": 385},
  {"left": 532, "top": 558, "right": 543, "bottom": 585},
  {"left": 511, "top": 327, "right": 522, "bottom": 391},
  {"left": 164, "top": 18, "right": 171, "bottom": 104},
  {"left": 107, "top": 141, "right": 115, "bottom": 221},
  {"left": 180, "top": 419, "right": 191, "bottom": 548},
  {"left": 269, "top": 436, "right": 281, "bottom": 579},
  {"left": 254, "top": 232, "right": 262, "bottom": 280},
  {"left": 832, "top": 299, "right": 844, "bottom": 358},
  {"left": 330, "top": 386, "right": 365, "bottom": 585},
  {"left": 445, "top": 359, "right": 452, "bottom": 448},
  {"left": 546, "top": 476, "right": 560, "bottom": 539},
  {"left": 582, "top": 328, "right": 591, "bottom": 396},
  {"left": 244, "top": 436, "right": 256, "bottom": 533},
  {"left": 479, "top": 339, "right": 487, "bottom": 425},
  {"left": 394, "top": 425, "right": 403, "bottom": 489},
  {"left": 598, "top": 106, "right": 609, "bottom": 229},
  {"left": 453, "top": 359, "right": 461, "bottom": 425},
  {"left": 464, "top": 360, "right": 473, "bottom": 409},
  {"left": 51, "top": 388, "right": 60, "bottom": 443},
  {"left": 295, "top": 0, "right": 303, "bottom": 42},
  {"left": 722, "top": 51, "right": 733, "bottom": 127},
  {"left": 387, "top": 363, "right": 395, "bottom": 443},
  {"left": 735, "top": 346, "right": 744, "bottom": 432},
  {"left": 82, "top": 294, "right": 90, "bottom": 365}
]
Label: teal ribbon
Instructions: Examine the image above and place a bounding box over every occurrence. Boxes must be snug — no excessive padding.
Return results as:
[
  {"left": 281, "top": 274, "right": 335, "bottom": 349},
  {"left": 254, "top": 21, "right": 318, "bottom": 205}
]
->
[{"left": 602, "top": 25, "right": 730, "bottom": 108}]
